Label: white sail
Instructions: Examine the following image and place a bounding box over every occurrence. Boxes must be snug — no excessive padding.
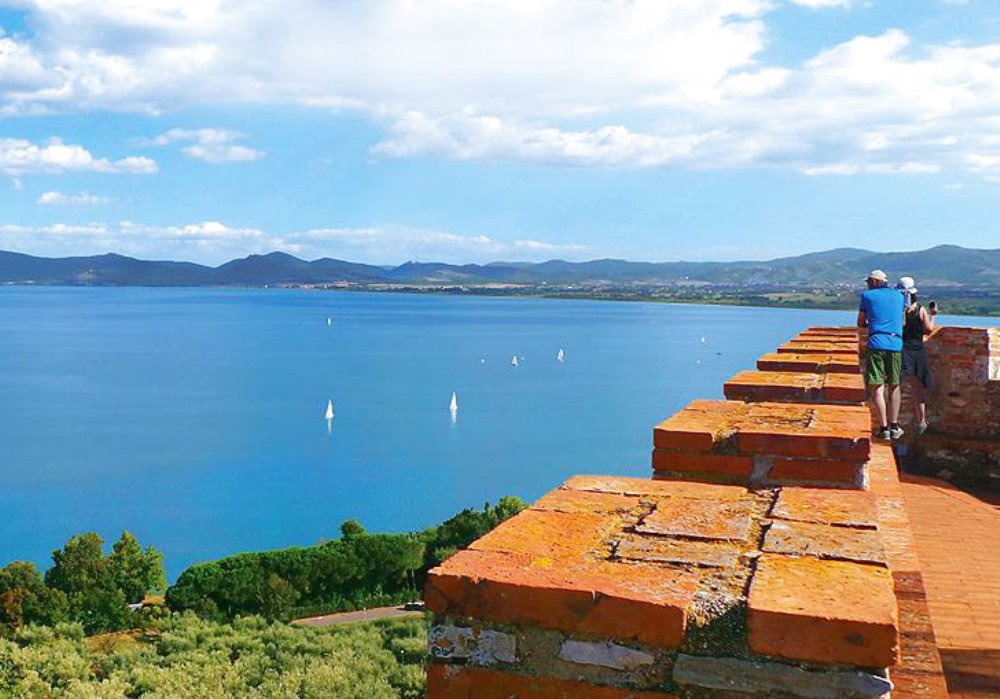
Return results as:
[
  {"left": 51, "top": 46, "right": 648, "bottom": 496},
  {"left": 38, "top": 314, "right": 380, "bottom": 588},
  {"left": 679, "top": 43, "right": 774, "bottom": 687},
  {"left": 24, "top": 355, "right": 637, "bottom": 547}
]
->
[
  {"left": 557, "top": 349, "right": 565, "bottom": 362},
  {"left": 449, "top": 391, "right": 458, "bottom": 412},
  {"left": 327, "top": 317, "right": 332, "bottom": 326},
  {"left": 511, "top": 355, "right": 519, "bottom": 367},
  {"left": 325, "top": 399, "right": 335, "bottom": 420}
]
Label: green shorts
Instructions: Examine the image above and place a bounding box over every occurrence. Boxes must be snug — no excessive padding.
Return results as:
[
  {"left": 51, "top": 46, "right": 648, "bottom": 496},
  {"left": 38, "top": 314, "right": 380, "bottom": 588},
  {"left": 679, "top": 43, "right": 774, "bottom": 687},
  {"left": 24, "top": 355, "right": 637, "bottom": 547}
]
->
[{"left": 865, "top": 349, "right": 902, "bottom": 386}]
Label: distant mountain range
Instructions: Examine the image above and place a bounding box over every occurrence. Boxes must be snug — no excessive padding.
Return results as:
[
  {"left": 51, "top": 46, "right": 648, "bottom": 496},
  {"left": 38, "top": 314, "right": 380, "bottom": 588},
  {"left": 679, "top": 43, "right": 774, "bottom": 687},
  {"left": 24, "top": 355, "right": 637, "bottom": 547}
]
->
[{"left": 1, "top": 245, "right": 998, "bottom": 290}]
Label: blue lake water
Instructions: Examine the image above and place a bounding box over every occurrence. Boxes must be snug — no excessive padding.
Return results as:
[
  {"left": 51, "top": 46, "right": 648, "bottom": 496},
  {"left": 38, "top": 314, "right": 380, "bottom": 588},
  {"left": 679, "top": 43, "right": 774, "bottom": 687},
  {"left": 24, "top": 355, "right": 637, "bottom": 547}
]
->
[{"left": 1, "top": 287, "right": 996, "bottom": 579}]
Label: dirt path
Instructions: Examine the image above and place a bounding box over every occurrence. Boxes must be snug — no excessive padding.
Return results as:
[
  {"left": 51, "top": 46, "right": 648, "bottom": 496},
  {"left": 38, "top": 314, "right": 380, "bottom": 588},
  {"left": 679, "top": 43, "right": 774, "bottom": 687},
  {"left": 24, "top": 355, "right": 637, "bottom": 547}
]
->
[{"left": 292, "top": 605, "right": 425, "bottom": 628}]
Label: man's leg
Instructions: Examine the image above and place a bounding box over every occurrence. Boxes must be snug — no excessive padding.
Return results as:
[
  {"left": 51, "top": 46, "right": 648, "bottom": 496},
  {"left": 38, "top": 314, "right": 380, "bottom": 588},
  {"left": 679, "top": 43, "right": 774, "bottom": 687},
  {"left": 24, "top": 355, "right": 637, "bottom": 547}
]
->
[
  {"left": 887, "top": 382, "right": 901, "bottom": 425},
  {"left": 873, "top": 383, "right": 888, "bottom": 429},
  {"left": 887, "top": 350, "right": 903, "bottom": 436}
]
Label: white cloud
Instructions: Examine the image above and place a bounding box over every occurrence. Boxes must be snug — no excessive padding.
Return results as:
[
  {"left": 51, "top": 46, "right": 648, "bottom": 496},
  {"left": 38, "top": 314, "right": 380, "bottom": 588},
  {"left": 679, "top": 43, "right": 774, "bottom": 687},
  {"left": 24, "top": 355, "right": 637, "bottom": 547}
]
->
[
  {"left": 372, "top": 29, "right": 1000, "bottom": 177},
  {"left": 371, "top": 112, "right": 710, "bottom": 167},
  {"left": 0, "top": 137, "right": 157, "bottom": 175},
  {"left": 2, "top": 0, "right": 770, "bottom": 114},
  {"left": 802, "top": 162, "right": 942, "bottom": 176},
  {"left": 37, "top": 190, "right": 114, "bottom": 205},
  {"left": 0, "top": 34, "right": 53, "bottom": 90},
  {"left": 0, "top": 219, "right": 272, "bottom": 262},
  {"left": 966, "top": 153, "right": 1000, "bottom": 173},
  {"left": 787, "top": 0, "right": 854, "bottom": 8},
  {"left": 287, "top": 226, "right": 593, "bottom": 263},
  {"left": 0, "top": 3, "right": 998, "bottom": 178},
  {"left": 0, "top": 219, "right": 596, "bottom": 265},
  {"left": 147, "top": 128, "right": 264, "bottom": 163}
]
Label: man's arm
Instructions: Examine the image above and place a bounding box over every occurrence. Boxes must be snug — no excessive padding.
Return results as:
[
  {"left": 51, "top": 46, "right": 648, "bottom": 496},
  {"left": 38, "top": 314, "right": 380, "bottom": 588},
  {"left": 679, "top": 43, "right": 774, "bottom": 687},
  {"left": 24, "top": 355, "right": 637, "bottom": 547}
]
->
[{"left": 857, "top": 310, "right": 868, "bottom": 328}]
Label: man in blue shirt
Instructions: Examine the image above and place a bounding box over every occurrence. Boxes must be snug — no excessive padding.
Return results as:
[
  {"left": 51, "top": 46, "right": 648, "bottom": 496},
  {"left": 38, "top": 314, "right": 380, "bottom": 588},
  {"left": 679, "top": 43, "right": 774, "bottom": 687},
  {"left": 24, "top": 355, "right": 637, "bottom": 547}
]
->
[{"left": 858, "top": 269, "right": 905, "bottom": 440}]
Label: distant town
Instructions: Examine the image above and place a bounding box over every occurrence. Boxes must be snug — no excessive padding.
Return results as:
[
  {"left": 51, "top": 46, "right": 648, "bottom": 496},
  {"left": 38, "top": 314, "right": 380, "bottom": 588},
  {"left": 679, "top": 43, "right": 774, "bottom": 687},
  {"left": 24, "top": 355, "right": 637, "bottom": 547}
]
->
[{"left": 3, "top": 244, "right": 999, "bottom": 316}]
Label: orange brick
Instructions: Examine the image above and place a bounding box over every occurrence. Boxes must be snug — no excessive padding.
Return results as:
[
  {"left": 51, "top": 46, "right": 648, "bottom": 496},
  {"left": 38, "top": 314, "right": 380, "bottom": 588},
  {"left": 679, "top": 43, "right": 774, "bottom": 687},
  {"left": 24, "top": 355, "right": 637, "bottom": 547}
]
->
[
  {"left": 738, "top": 428, "right": 869, "bottom": 460},
  {"left": 651, "top": 451, "right": 753, "bottom": 478},
  {"left": 757, "top": 352, "right": 860, "bottom": 373},
  {"left": 615, "top": 534, "right": 739, "bottom": 568},
  {"left": 425, "top": 549, "right": 697, "bottom": 648},
  {"left": 822, "top": 373, "right": 866, "bottom": 403},
  {"left": 748, "top": 554, "right": 899, "bottom": 667},
  {"left": 777, "top": 341, "right": 859, "bottom": 356},
  {"left": 653, "top": 400, "right": 745, "bottom": 452},
  {"left": 636, "top": 497, "right": 752, "bottom": 541},
  {"left": 771, "top": 488, "right": 879, "bottom": 528},
  {"left": 427, "top": 665, "right": 679, "bottom": 699},
  {"left": 533, "top": 488, "right": 646, "bottom": 515},
  {"left": 562, "top": 475, "right": 746, "bottom": 501},
  {"left": 767, "top": 458, "right": 863, "bottom": 485},
  {"left": 469, "top": 509, "right": 616, "bottom": 560},
  {"left": 724, "top": 370, "right": 820, "bottom": 403},
  {"left": 762, "top": 519, "right": 887, "bottom": 566}
]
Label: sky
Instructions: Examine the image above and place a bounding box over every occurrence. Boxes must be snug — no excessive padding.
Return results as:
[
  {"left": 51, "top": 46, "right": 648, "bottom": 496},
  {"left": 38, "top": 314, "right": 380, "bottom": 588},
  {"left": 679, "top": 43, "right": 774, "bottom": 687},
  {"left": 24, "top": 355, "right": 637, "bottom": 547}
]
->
[{"left": 0, "top": 0, "right": 998, "bottom": 265}]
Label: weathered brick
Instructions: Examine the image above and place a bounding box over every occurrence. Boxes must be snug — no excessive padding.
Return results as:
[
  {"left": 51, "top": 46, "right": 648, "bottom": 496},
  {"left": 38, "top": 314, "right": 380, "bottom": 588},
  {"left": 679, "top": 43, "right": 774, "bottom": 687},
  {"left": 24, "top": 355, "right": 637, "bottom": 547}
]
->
[
  {"left": 771, "top": 488, "right": 879, "bottom": 528},
  {"left": 762, "top": 519, "right": 887, "bottom": 565},
  {"left": 563, "top": 475, "right": 746, "bottom": 501},
  {"left": 533, "top": 488, "right": 646, "bottom": 515},
  {"left": 427, "top": 665, "right": 679, "bottom": 698},
  {"left": 469, "top": 509, "right": 617, "bottom": 560},
  {"left": 738, "top": 426, "right": 869, "bottom": 460},
  {"left": 614, "top": 534, "right": 740, "bottom": 568},
  {"left": 651, "top": 451, "right": 754, "bottom": 478},
  {"left": 767, "top": 457, "right": 862, "bottom": 485},
  {"left": 748, "top": 554, "right": 899, "bottom": 667},
  {"left": 426, "top": 550, "right": 698, "bottom": 648},
  {"left": 636, "top": 497, "right": 752, "bottom": 541},
  {"left": 757, "top": 352, "right": 860, "bottom": 373},
  {"left": 822, "top": 372, "right": 867, "bottom": 403},
  {"left": 653, "top": 400, "right": 745, "bottom": 452},
  {"left": 777, "top": 341, "right": 859, "bottom": 356},
  {"left": 724, "top": 370, "right": 864, "bottom": 405}
]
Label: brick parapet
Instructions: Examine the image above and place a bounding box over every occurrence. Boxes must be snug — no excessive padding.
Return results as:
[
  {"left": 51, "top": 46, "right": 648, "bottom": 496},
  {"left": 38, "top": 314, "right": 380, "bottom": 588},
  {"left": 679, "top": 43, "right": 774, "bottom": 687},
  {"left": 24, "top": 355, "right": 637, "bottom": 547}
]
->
[
  {"left": 426, "top": 475, "right": 900, "bottom": 696},
  {"left": 897, "top": 326, "right": 1000, "bottom": 488},
  {"left": 724, "top": 369, "right": 865, "bottom": 405},
  {"left": 652, "top": 400, "right": 872, "bottom": 489},
  {"left": 424, "top": 324, "right": 957, "bottom": 698}
]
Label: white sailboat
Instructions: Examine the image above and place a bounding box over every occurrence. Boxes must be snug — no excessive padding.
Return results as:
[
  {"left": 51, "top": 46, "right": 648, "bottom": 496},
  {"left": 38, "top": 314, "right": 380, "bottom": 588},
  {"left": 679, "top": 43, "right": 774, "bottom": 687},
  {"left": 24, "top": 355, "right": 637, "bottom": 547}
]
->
[
  {"left": 327, "top": 317, "right": 332, "bottom": 326},
  {"left": 557, "top": 348, "right": 565, "bottom": 362},
  {"left": 511, "top": 355, "right": 519, "bottom": 367},
  {"left": 449, "top": 391, "right": 458, "bottom": 413},
  {"left": 324, "top": 399, "right": 335, "bottom": 420}
]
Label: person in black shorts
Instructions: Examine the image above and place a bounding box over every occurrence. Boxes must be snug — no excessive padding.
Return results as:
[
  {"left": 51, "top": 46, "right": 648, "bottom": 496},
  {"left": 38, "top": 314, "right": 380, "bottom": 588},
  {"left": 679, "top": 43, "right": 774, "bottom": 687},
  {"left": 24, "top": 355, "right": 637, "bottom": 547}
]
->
[{"left": 897, "top": 277, "right": 937, "bottom": 434}]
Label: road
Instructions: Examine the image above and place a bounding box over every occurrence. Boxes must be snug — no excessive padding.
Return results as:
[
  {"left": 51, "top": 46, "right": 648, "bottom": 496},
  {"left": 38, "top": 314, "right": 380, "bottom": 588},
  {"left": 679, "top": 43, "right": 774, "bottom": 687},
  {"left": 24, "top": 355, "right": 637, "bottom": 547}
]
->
[{"left": 292, "top": 605, "right": 425, "bottom": 628}]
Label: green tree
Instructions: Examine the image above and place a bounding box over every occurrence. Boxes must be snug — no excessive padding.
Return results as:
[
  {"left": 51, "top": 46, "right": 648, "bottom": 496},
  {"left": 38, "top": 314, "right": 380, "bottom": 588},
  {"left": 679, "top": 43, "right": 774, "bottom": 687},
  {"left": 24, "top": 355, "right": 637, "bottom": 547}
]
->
[
  {"left": 0, "top": 562, "right": 69, "bottom": 631},
  {"left": 108, "top": 531, "right": 166, "bottom": 603},
  {"left": 256, "top": 573, "right": 299, "bottom": 621},
  {"left": 44, "top": 532, "right": 108, "bottom": 596},
  {"left": 340, "top": 519, "right": 366, "bottom": 540}
]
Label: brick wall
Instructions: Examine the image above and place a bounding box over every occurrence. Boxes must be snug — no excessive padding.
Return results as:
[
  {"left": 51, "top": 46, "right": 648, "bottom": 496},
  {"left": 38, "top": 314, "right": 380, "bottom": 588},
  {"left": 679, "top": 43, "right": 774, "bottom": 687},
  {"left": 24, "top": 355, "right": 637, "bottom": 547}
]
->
[
  {"left": 899, "top": 326, "right": 1000, "bottom": 488},
  {"left": 424, "top": 326, "right": 947, "bottom": 697}
]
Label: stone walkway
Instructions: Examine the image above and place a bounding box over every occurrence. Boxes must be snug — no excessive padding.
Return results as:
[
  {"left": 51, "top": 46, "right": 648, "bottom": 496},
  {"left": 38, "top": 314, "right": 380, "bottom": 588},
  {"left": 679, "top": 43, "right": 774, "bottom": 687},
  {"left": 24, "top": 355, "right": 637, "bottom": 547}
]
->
[{"left": 900, "top": 476, "right": 1000, "bottom": 698}]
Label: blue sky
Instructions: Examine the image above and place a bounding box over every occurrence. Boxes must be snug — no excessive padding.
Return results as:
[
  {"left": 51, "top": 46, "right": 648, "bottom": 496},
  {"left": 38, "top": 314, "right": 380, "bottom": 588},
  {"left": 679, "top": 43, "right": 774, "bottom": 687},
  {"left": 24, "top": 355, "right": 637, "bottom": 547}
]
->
[{"left": 0, "top": 0, "right": 998, "bottom": 265}]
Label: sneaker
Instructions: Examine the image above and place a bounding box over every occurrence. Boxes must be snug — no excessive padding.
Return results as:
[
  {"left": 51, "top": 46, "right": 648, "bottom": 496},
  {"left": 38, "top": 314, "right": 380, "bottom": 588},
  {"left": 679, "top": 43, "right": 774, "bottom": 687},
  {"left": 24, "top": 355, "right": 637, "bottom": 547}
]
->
[
  {"left": 917, "top": 422, "right": 929, "bottom": 435},
  {"left": 874, "top": 427, "right": 891, "bottom": 440},
  {"left": 889, "top": 425, "right": 905, "bottom": 440}
]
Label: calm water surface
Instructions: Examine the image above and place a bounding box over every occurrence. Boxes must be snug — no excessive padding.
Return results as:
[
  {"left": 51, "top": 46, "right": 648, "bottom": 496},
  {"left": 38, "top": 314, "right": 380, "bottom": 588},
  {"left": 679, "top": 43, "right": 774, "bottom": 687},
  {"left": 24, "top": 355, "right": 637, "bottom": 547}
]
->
[{"left": 2, "top": 288, "right": 995, "bottom": 578}]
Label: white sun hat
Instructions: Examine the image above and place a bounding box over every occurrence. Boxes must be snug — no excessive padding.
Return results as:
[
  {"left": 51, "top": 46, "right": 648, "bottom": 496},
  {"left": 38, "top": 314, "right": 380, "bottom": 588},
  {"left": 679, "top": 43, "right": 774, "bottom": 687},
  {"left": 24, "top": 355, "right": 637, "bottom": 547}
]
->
[{"left": 897, "top": 276, "right": 918, "bottom": 294}]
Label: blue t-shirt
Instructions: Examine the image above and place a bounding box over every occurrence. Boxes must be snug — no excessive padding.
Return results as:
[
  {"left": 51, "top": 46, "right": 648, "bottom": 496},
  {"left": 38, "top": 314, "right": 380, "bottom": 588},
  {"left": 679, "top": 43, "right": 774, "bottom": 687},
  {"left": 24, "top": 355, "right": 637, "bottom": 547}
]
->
[{"left": 860, "top": 287, "right": 904, "bottom": 351}]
